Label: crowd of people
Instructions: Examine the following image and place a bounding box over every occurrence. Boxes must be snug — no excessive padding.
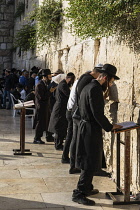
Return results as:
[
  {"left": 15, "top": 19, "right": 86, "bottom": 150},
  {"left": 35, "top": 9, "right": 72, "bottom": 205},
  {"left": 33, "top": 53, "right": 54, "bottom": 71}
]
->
[{"left": 0, "top": 64, "right": 122, "bottom": 206}]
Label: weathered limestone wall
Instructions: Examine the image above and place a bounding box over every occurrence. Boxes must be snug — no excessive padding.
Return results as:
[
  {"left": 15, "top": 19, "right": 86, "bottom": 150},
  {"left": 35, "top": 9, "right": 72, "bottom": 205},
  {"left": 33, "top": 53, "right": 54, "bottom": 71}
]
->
[
  {"left": 12, "top": 0, "right": 140, "bottom": 193},
  {"left": 0, "top": 0, "right": 14, "bottom": 72}
]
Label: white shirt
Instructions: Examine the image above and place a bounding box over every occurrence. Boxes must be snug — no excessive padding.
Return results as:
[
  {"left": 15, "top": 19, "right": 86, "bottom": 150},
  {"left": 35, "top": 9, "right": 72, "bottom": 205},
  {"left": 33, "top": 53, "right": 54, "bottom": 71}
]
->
[
  {"left": 67, "top": 79, "right": 78, "bottom": 110},
  {"left": 20, "top": 89, "right": 26, "bottom": 100},
  {"left": 52, "top": 74, "right": 66, "bottom": 84}
]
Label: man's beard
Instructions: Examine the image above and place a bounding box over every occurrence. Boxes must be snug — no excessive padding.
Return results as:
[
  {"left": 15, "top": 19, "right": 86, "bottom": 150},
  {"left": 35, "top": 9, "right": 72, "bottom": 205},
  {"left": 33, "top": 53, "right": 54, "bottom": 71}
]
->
[
  {"left": 102, "top": 81, "right": 108, "bottom": 92},
  {"left": 47, "top": 80, "right": 51, "bottom": 85},
  {"left": 68, "top": 82, "right": 72, "bottom": 87}
]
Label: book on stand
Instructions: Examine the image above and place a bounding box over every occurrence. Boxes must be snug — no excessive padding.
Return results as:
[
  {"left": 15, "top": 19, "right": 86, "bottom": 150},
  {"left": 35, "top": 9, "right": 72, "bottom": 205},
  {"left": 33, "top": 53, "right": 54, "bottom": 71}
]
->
[{"left": 14, "top": 100, "right": 34, "bottom": 109}]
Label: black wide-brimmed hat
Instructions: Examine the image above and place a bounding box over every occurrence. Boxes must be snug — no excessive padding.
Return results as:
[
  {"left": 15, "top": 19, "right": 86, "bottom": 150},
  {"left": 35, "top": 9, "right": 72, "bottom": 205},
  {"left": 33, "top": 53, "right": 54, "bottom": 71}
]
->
[
  {"left": 41, "top": 69, "right": 51, "bottom": 76},
  {"left": 98, "top": 64, "right": 120, "bottom": 80}
]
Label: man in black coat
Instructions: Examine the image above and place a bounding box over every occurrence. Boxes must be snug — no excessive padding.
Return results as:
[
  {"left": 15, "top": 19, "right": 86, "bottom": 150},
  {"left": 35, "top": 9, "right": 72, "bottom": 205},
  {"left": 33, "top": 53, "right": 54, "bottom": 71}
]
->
[
  {"left": 33, "top": 69, "right": 55, "bottom": 144},
  {"left": 48, "top": 72, "right": 75, "bottom": 150},
  {"left": 72, "top": 64, "right": 122, "bottom": 206}
]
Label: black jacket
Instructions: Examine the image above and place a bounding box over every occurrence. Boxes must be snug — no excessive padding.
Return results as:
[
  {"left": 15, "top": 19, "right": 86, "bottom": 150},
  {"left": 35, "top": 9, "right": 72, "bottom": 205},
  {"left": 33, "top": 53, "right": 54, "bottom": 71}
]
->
[
  {"left": 75, "top": 80, "right": 113, "bottom": 172},
  {"left": 33, "top": 80, "right": 50, "bottom": 131},
  {"left": 48, "top": 79, "right": 70, "bottom": 137}
]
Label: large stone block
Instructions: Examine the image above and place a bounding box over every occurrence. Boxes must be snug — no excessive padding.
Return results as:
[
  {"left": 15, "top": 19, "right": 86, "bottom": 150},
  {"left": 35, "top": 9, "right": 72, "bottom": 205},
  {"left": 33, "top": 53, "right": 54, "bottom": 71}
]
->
[
  {"left": 0, "top": 21, "right": 14, "bottom": 29},
  {"left": 0, "top": 5, "right": 14, "bottom": 13},
  {"left": 0, "top": 56, "right": 2, "bottom": 62},
  {"left": 0, "top": 29, "right": 9, "bottom": 36},
  {"left": 0, "top": 43, "right": 6, "bottom": 49},
  {"left": 4, "top": 62, "right": 12, "bottom": 69},
  {"left": 0, "top": 49, "right": 11, "bottom": 56},
  {"left": 0, "top": 0, "right": 6, "bottom": 4},
  {"left": 0, "top": 13, "right": 3, "bottom": 20},
  {"left": 7, "top": 43, "right": 12, "bottom": 49},
  {"left": 3, "top": 56, "right": 11, "bottom": 62},
  {"left": 10, "top": 29, "right": 13, "bottom": 36},
  {"left": 0, "top": 37, "right": 3, "bottom": 42},
  {"left": 4, "top": 36, "right": 13, "bottom": 42},
  {"left": 4, "top": 13, "right": 14, "bottom": 21}
]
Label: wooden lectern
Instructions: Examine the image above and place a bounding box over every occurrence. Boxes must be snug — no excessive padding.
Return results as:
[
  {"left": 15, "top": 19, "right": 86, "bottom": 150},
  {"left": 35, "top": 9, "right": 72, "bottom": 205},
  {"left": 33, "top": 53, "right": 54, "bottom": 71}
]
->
[
  {"left": 106, "top": 122, "right": 140, "bottom": 205},
  {"left": 13, "top": 101, "right": 34, "bottom": 155}
]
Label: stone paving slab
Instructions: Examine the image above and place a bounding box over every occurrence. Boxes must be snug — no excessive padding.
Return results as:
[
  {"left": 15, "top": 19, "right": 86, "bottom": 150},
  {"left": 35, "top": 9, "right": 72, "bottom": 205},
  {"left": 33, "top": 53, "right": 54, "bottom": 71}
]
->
[
  {"left": 0, "top": 178, "right": 48, "bottom": 194},
  {"left": 0, "top": 194, "right": 45, "bottom": 210},
  {"left": 42, "top": 192, "right": 103, "bottom": 209}
]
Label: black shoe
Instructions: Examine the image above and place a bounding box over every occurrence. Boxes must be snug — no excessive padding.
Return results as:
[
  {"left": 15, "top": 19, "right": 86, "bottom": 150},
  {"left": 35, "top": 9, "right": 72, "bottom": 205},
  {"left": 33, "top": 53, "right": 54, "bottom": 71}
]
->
[
  {"left": 55, "top": 145, "right": 63, "bottom": 151},
  {"left": 72, "top": 196, "right": 95, "bottom": 206},
  {"left": 86, "top": 189, "right": 99, "bottom": 196},
  {"left": 95, "top": 169, "right": 111, "bottom": 177},
  {"left": 33, "top": 139, "right": 45, "bottom": 144},
  {"left": 61, "top": 157, "right": 70, "bottom": 164},
  {"left": 69, "top": 168, "right": 81, "bottom": 174},
  {"left": 46, "top": 136, "right": 54, "bottom": 142}
]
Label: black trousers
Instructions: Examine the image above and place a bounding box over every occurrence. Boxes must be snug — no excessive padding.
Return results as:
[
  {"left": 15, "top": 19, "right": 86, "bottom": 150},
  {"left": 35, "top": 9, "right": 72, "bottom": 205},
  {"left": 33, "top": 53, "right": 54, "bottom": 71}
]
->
[
  {"left": 62, "top": 110, "right": 73, "bottom": 159},
  {"left": 54, "top": 133, "right": 65, "bottom": 149},
  {"left": 34, "top": 120, "right": 44, "bottom": 140},
  {"left": 70, "top": 118, "right": 79, "bottom": 169},
  {"left": 73, "top": 169, "right": 94, "bottom": 197}
]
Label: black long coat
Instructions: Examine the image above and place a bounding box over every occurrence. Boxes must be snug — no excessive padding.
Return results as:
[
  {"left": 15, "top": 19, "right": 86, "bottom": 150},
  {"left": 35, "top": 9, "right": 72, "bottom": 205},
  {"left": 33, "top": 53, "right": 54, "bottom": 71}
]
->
[
  {"left": 75, "top": 80, "right": 113, "bottom": 172},
  {"left": 34, "top": 80, "right": 50, "bottom": 131},
  {"left": 48, "top": 79, "right": 70, "bottom": 137}
]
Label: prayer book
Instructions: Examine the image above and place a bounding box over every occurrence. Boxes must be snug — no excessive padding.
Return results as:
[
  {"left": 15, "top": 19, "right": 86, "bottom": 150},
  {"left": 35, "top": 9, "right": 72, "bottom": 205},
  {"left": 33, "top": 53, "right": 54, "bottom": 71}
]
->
[
  {"left": 115, "top": 121, "right": 140, "bottom": 131},
  {"left": 14, "top": 100, "right": 34, "bottom": 109}
]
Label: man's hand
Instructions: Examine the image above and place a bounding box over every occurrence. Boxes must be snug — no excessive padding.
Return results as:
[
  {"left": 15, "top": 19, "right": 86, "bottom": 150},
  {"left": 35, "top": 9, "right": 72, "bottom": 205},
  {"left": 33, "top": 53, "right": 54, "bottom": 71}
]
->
[
  {"left": 50, "top": 87, "right": 56, "bottom": 93},
  {"left": 112, "top": 124, "right": 123, "bottom": 131}
]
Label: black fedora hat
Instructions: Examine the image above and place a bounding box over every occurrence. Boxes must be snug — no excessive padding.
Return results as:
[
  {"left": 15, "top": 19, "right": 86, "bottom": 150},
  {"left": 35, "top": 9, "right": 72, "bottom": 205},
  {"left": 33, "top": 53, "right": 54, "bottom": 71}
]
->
[
  {"left": 98, "top": 64, "right": 120, "bottom": 80},
  {"left": 41, "top": 69, "right": 51, "bottom": 76}
]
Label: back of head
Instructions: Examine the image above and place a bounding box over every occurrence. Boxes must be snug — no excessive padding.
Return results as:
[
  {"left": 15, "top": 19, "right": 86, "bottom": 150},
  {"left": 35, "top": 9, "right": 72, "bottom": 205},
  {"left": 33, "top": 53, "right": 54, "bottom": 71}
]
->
[
  {"left": 54, "top": 69, "right": 64, "bottom": 75},
  {"left": 93, "top": 63, "right": 104, "bottom": 72},
  {"left": 66, "top": 72, "right": 75, "bottom": 79},
  {"left": 41, "top": 69, "right": 51, "bottom": 77}
]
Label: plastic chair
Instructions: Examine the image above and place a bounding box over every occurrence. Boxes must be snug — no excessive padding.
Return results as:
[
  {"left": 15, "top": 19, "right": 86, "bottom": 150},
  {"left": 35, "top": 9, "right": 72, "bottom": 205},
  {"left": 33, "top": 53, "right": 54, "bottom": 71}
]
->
[
  {"left": 25, "top": 107, "right": 35, "bottom": 128},
  {"left": 10, "top": 93, "right": 22, "bottom": 117},
  {"left": 10, "top": 93, "right": 35, "bottom": 128}
]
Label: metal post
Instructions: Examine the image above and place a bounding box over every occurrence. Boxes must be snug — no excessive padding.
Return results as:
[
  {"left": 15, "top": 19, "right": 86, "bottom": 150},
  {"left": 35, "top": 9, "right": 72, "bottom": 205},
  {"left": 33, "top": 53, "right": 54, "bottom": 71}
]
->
[
  {"left": 116, "top": 133, "right": 120, "bottom": 192},
  {"left": 20, "top": 108, "right": 25, "bottom": 153},
  {"left": 124, "top": 130, "right": 131, "bottom": 202}
]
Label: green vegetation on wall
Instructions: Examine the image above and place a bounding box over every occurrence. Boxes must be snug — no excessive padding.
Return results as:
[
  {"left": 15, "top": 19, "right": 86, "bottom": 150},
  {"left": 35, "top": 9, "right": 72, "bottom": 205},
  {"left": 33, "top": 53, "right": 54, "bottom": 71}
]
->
[
  {"left": 29, "top": 0, "right": 63, "bottom": 45},
  {"left": 14, "top": 24, "right": 36, "bottom": 51},
  {"left": 14, "top": 2, "right": 25, "bottom": 19},
  {"left": 66, "top": 0, "right": 140, "bottom": 51}
]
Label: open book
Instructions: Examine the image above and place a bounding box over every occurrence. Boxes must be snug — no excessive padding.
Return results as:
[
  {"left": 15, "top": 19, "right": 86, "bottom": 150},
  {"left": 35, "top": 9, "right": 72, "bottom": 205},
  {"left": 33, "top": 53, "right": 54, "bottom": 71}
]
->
[
  {"left": 116, "top": 121, "right": 139, "bottom": 131},
  {"left": 14, "top": 100, "right": 34, "bottom": 109}
]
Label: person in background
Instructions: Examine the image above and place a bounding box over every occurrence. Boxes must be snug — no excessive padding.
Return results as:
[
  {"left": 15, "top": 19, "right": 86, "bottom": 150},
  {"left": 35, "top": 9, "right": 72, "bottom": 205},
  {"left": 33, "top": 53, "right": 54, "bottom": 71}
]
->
[
  {"left": 16, "top": 83, "right": 26, "bottom": 101},
  {"left": 19, "top": 70, "right": 28, "bottom": 88},
  {"left": 52, "top": 69, "right": 66, "bottom": 84},
  {"left": 2, "top": 69, "right": 13, "bottom": 109},
  {"left": 48, "top": 72, "right": 75, "bottom": 150},
  {"left": 35, "top": 69, "right": 43, "bottom": 86},
  {"left": 27, "top": 72, "right": 37, "bottom": 93},
  {"left": 33, "top": 69, "right": 56, "bottom": 144},
  {"left": 61, "top": 79, "right": 78, "bottom": 163},
  {"left": 11, "top": 68, "right": 19, "bottom": 90}
]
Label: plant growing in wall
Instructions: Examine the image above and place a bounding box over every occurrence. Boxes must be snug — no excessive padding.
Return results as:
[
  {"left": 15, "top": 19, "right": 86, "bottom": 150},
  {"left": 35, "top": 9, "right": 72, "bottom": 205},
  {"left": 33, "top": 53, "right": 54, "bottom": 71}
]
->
[
  {"left": 65, "top": 0, "right": 140, "bottom": 52},
  {"left": 14, "top": 2, "right": 25, "bottom": 19},
  {"left": 14, "top": 24, "right": 36, "bottom": 51},
  {"left": 29, "top": 0, "right": 63, "bottom": 45}
]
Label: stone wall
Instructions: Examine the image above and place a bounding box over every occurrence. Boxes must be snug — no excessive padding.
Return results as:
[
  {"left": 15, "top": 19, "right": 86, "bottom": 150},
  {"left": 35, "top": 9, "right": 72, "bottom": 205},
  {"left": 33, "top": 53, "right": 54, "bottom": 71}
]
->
[
  {"left": 12, "top": 0, "right": 140, "bottom": 193},
  {"left": 0, "top": 0, "right": 14, "bottom": 72}
]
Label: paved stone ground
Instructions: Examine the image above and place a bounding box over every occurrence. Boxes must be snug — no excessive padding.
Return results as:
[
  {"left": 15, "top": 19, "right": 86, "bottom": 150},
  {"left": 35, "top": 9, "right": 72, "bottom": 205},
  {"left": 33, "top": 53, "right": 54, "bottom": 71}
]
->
[{"left": 0, "top": 109, "right": 140, "bottom": 210}]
